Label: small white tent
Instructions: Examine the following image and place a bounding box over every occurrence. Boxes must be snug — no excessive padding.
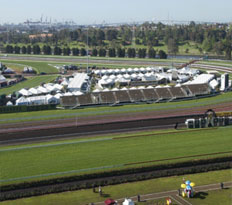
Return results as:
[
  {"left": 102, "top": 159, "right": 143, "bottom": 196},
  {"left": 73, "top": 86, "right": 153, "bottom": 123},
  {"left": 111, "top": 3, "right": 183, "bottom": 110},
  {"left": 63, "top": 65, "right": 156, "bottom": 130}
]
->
[{"left": 122, "top": 198, "right": 134, "bottom": 205}]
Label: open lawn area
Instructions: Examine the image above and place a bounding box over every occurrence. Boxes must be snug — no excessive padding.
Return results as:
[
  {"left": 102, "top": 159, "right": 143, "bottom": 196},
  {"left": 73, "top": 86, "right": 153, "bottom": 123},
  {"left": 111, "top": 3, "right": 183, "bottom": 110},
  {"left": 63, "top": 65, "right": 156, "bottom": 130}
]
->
[
  {"left": 0, "top": 127, "right": 231, "bottom": 185},
  {"left": 1, "top": 169, "right": 231, "bottom": 205},
  {"left": 0, "top": 59, "right": 59, "bottom": 74}
]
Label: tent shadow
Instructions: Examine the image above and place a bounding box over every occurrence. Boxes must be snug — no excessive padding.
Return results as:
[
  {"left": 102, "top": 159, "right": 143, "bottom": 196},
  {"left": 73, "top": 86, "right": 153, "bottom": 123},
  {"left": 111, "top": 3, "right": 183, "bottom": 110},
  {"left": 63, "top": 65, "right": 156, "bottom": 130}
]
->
[
  {"left": 194, "top": 191, "right": 208, "bottom": 199},
  {"left": 101, "top": 193, "right": 111, "bottom": 197}
]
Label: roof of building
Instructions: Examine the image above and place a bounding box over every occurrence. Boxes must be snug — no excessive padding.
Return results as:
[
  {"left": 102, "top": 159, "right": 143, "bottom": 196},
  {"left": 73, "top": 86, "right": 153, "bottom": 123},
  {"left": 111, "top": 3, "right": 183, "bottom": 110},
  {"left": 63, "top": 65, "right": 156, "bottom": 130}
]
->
[{"left": 68, "top": 73, "right": 89, "bottom": 90}]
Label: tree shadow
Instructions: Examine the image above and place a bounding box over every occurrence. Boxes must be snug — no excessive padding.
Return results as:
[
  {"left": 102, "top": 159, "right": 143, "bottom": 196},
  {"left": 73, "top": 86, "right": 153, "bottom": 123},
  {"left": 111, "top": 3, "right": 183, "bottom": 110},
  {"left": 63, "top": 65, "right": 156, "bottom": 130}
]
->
[{"left": 194, "top": 191, "right": 208, "bottom": 199}]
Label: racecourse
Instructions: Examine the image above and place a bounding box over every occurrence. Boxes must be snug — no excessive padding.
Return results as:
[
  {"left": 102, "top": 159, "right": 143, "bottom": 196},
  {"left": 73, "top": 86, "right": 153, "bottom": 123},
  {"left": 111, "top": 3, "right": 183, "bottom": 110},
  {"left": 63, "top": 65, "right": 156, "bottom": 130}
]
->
[{"left": 1, "top": 127, "right": 231, "bottom": 185}]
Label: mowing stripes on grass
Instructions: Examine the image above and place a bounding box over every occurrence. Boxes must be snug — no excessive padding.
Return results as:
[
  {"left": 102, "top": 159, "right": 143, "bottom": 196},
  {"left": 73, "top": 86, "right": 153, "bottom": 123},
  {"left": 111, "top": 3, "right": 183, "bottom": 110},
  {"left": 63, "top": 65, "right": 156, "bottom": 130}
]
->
[
  {"left": 124, "top": 151, "right": 232, "bottom": 166},
  {"left": 1, "top": 151, "right": 231, "bottom": 183},
  {"left": 0, "top": 138, "right": 113, "bottom": 152},
  {"left": 0, "top": 164, "right": 124, "bottom": 183},
  {"left": 1, "top": 127, "right": 231, "bottom": 184},
  {"left": 113, "top": 128, "right": 218, "bottom": 140}
]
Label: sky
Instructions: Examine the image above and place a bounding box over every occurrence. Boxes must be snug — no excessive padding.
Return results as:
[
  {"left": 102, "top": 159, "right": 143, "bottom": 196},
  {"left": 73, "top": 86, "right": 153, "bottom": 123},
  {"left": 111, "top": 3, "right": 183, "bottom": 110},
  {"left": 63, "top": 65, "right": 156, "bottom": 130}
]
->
[{"left": 0, "top": 0, "right": 232, "bottom": 24}]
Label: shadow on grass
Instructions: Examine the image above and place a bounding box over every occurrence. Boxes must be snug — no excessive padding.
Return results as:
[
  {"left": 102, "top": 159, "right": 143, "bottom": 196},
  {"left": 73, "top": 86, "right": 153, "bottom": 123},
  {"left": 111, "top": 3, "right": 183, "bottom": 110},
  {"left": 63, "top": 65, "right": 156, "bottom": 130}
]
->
[
  {"left": 100, "top": 193, "right": 111, "bottom": 197},
  {"left": 194, "top": 191, "right": 208, "bottom": 199}
]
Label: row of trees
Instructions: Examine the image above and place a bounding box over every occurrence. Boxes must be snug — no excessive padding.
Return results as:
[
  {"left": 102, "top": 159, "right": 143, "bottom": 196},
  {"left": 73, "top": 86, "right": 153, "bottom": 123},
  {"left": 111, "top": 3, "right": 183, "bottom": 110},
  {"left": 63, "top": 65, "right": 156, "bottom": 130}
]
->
[
  {"left": 5, "top": 45, "right": 167, "bottom": 59},
  {"left": 1, "top": 22, "right": 231, "bottom": 58}
]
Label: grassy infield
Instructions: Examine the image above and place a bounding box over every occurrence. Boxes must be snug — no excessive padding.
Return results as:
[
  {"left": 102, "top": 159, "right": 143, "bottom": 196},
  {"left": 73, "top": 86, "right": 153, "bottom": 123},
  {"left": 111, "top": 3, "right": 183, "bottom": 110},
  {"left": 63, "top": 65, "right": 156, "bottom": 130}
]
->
[{"left": 0, "top": 56, "right": 232, "bottom": 95}]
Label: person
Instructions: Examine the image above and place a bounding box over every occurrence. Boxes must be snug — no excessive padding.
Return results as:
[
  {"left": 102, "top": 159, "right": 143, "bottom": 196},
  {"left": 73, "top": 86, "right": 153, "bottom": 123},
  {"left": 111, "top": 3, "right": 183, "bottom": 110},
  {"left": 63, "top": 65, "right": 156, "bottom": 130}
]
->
[
  {"left": 99, "top": 186, "right": 102, "bottom": 195},
  {"left": 137, "top": 195, "right": 140, "bottom": 202},
  {"left": 220, "top": 182, "right": 224, "bottom": 189},
  {"left": 174, "top": 122, "right": 179, "bottom": 129},
  {"left": 182, "top": 177, "right": 186, "bottom": 183}
]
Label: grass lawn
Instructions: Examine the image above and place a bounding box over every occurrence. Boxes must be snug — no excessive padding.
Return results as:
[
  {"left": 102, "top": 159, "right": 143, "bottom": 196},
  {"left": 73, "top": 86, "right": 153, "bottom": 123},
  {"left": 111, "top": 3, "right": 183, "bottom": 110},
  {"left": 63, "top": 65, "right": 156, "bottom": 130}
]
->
[
  {"left": 1, "top": 169, "right": 231, "bottom": 205},
  {"left": 0, "top": 127, "right": 231, "bottom": 184},
  {"left": 0, "top": 75, "right": 58, "bottom": 95},
  {"left": 0, "top": 91, "right": 231, "bottom": 124},
  {"left": 185, "top": 188, "right": 232, "bottom": 205},
  {"left": 0, "top": 53, "right": 190, "bottom": 63},
  {"left": 0, "top": 59, "right": 59, "bottom": 73}
]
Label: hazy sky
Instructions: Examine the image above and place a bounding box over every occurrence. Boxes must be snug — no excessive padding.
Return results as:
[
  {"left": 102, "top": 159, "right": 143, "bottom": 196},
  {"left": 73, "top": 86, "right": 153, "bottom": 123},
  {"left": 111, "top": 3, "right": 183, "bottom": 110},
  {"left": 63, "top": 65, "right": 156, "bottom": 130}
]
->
[{"left": 0, "top": 0, "right": 232, "bottom": 24}]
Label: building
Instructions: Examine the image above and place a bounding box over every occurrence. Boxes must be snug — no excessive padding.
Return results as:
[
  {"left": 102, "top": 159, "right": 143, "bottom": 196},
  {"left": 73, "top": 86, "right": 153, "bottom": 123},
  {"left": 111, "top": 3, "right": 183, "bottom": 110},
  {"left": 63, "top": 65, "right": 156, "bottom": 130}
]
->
[
  {"left": 0, "top": 75, "right": 7, "bottom": 88},
  {"left": 67, "top": 73, "right": 90, "bottom": 92},
  {"left": 220, "top": 73, "right": 229, "bottom": 91}
]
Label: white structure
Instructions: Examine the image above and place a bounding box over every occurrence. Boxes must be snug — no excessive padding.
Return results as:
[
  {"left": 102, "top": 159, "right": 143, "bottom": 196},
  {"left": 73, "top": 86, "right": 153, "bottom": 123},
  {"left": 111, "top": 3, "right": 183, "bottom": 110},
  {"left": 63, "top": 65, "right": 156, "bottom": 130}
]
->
[
  {"left": 18, "top": 88, "right": 32, "bottom": 97},
  {"left": 220, "top": 73, "right": 229, "bottom": 91},
  {"left": 68, "top": 73, "right": 90, "bottom": 92},
  {"left": 16, "top": 97, "right": 29, "bottom": 105},
  {"left": 6, "top": 101, "right": 13, "bottom": 106},
  {"left": 209, "top": 79, "right": 219, "bottom": 90},
  {"left": 186, "top": 74, "right": 214, "bottom": 85},
  {"left": 0, "top": 75, "right": 7, "bottom": 87},
  {"left": 122, "top": 198, "right": 134, "bottom": 205}
]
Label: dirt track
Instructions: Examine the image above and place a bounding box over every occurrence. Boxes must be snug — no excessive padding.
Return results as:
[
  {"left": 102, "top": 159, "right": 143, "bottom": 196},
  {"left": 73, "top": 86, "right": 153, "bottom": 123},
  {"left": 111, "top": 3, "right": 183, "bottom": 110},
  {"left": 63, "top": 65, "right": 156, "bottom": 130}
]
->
[
  {"left": 1, "top": 100, "right": 232, "bottom": 145},
  {"left": 0, "top": 114, "right": 202, "bottom": 144}
]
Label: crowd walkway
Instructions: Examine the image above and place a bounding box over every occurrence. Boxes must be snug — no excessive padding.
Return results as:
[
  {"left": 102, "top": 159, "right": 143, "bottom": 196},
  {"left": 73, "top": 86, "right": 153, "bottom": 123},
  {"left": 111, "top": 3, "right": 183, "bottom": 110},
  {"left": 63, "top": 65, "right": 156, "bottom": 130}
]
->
[{"left": 94, "top": 181, "right": 232, "bottom": 205}]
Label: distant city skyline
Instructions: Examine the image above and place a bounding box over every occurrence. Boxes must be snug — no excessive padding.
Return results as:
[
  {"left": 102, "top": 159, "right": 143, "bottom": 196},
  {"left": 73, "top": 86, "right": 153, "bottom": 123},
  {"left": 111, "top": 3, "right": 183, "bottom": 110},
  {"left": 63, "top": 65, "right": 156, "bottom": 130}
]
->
[{"left": 0, "top": 0, "right": 232, "bottom": 24}]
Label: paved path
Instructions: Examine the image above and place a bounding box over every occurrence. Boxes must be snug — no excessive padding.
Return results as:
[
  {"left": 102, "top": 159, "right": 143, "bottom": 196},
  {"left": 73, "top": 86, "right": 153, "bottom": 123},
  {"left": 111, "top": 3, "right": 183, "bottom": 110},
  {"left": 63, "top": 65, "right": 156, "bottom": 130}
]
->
[{"left": 94, "top": 181, "right": 232, "bottom": 205}]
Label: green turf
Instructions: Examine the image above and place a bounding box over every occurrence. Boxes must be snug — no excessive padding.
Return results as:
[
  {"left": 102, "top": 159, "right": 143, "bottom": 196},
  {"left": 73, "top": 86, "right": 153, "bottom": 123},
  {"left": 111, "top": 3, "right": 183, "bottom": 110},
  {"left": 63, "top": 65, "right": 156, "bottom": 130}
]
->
[
  {"left": 0, "top": 75, "right": 58, "bottom": 95},
  {"left": 0, "top": 59, "right": 59, "bottom": 73},
  {"left": 1, "top": 169, "right": 231, "bottom": 205},
  {"left": 0, "top": 91, "right": 231, "bottom": 124},
  {"left": 185, "top": 188, "right": 232, "bottom": 205},
  {"left": 0, "top": 127, "right": 231, "bottom": 184}
]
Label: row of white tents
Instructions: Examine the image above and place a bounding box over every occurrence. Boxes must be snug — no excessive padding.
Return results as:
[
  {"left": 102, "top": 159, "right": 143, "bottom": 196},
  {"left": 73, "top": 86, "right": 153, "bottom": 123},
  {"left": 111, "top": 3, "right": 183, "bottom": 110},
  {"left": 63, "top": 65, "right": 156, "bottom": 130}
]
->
[
  {"left": 18, "top": 83, "right": 63, "bottom": 97},
  {"left": 16, "top": 94, "right": 61, "bottom": 106},
  {"left": 94, "top": 67, "right": 164, "bottom": 75},
  {"left": 94, "top": 66, "right": 199, "bottom": 76}
]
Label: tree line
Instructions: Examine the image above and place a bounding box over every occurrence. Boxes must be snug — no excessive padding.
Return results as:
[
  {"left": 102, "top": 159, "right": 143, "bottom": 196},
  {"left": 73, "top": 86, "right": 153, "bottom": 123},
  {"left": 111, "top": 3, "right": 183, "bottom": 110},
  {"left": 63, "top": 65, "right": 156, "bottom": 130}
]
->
[
  {"left": 1, "top": 21, "right": 231, "bottom": 59},
  {"left": 5, "top": 45, "right": 167, "bottom": 59}
]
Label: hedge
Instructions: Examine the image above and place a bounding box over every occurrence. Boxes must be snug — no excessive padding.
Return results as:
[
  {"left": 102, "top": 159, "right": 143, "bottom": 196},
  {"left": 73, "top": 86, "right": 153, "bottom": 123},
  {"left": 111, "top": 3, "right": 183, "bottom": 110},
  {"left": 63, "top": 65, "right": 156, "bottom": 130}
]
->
[{"left": 0, "top": 104, "right": 56, "bottom": 114}]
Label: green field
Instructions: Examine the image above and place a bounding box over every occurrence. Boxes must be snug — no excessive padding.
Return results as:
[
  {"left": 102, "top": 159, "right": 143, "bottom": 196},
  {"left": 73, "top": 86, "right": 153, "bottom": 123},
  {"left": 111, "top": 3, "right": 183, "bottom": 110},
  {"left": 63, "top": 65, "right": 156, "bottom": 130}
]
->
[
  {"left": 1, "top": 169, "right": 231, "bottom": 205},
  {"left": 0, "top": 90, "right": 231, "bottom": 124},
  {"left": 0, "top": 75, "right": 58, "bottom": 95},
  {"left": 0, "top": 59, "right": 59, "bottom": 73},
  {"left": 1, "top": 127, "right": 231, "bottom": 185}
]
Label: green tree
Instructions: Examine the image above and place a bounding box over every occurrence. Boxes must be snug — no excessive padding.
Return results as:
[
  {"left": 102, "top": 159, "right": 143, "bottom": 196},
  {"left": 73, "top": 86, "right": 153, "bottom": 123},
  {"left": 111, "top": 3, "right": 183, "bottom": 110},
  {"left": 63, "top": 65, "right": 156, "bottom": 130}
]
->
[
  {"left": 21, "top": 46, "right": 27, "bottom": 54},
  {"left": 42, "top": 45, "right": 51, "bottom": 55},
  {"left": 117, "top": 48, "right": 125, "bottom": 57},
  {"left": 54, "top": 46, "right": 62, "bottom": 55},
  {"left": 159, "top": 50, "right": 167, "bottom": 59},
  {"left": 72, "top": 48, "right": 79, "bottom": 56},
  {"left": 63, "top": 47, "right": 71, "bottom": 56},
  {"left": 108, "top": 48, "right": 116, "bottom": 57},
  {"left": 127, "top": 48, "right": 136, "bottom": 58},
  {"left": 5, "top": 45, "right": 13, "bottom": 53},
  {"left": 92, "top": 48, "right": 98, "bottom": 56},
  {"left": 33, "top": 45, "right": 41, "bottom": 54},
  {"left": 80, "top": 48, "right": 86, "bottom": 56},
  {"left": 148, "top": 48, "right": 156, "bottom": 58},
  {"left": 99, "top": 48, "right": 106, "bottom": 57},
  {"left": 138, "top": 48, "right": 146, "bottom": 58},
  {"left": 26, "top": 45, "right": 31, "bottom": 54}
]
